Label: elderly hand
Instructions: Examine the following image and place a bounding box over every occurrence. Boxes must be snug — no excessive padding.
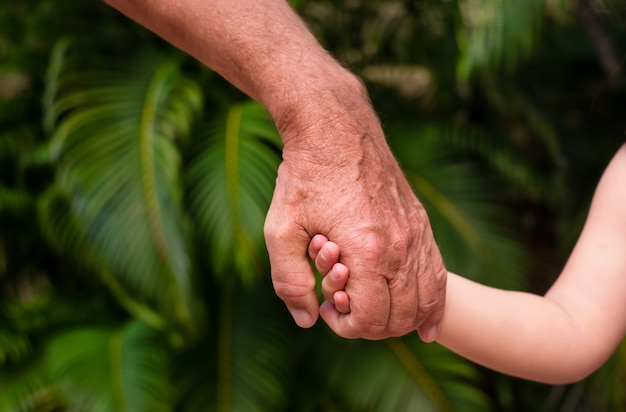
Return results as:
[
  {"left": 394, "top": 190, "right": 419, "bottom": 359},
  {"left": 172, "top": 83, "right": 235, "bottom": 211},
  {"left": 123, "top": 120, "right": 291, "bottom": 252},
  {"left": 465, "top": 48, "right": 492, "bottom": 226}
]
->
[
  {"left": 103, "top": 0, "right": 447, "bottom": 341},
  {"left": 264, "top": 74, "right": 447, "bottom": 341}
]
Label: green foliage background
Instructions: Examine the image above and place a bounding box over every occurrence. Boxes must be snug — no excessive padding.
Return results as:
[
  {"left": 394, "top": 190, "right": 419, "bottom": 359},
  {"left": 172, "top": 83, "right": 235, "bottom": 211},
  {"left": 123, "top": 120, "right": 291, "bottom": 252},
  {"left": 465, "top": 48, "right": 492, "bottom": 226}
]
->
[{"left": 1, "top": 0, "right": 625, "bottom": 410}]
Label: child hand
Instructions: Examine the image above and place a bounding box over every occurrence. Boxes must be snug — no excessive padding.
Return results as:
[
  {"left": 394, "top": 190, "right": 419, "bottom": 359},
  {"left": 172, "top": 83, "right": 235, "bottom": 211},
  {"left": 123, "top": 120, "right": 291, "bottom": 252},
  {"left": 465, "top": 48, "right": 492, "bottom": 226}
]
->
[{"left": 308, "top": 234, "right": 351, "bottom": 314}]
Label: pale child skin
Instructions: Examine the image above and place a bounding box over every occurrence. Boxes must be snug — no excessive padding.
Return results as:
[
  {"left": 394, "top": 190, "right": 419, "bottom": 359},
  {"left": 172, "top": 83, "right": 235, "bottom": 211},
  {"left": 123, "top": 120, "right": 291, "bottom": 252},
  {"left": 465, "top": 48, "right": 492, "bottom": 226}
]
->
[{"left": 309, "top": 143, "right": 626, "bottom": 385}]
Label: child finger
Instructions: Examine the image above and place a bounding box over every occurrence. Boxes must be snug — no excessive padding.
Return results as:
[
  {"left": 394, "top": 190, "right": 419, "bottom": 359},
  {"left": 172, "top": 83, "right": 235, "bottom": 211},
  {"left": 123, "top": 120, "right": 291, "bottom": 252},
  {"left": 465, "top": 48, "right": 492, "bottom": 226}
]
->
[
  {"left": 322, "top": 262, "right": 349, "bottom": 301},
  {"left": 308, "top": 234, "right": 329, "bottom": 260},
  {"left": 333, "top": 291, "right": 351, "bottom": 313},
  {"left": 315, "top": 241, "right": 340, "bottom": 276}
]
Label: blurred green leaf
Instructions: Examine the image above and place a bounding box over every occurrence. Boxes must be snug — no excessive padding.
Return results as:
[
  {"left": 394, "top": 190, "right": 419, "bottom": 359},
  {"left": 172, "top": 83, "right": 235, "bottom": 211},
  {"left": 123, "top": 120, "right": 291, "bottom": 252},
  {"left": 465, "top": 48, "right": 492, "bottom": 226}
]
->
[
  {"left": 47, "top": 320, "right": 172, "bottom": 412},
  {"left": 2, "top": 1, "right": 625, "bottom": 411},
  {"left": 39, "top": 47, "right": 202, "bottom": 336},
  {"left": 457, "top": 0, "right": 546, "bottom": 78},
  {"left": 174, "top": 281, "right": 298, "bottom": 412},
  {"left": 0, "top": 360, "right": 61, "bottom": 412},
  {"left": 0, "top": 186, "right": 34, "bottom": 215},
  {"left": 308, "top": 336, "right": 490, "bottom": 411},
  {"left": 185, "top": 101, "right": 281, "bottom": 285},
  {"left": 390, "top": 126, "right": 530, "bottom": 289}
]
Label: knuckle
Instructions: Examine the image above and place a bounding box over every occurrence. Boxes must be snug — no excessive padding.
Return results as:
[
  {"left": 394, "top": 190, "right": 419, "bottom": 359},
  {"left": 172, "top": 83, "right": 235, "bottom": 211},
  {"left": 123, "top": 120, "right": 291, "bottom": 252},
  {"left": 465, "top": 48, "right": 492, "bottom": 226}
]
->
[
  {"left": 264, "top": 217, "right": 308, "bottom": 250},
  {"left": 352, "top": 231, "right": 387, "bottom": 267},
  {"left": 263, "top": 215, "right": 285, "bottom": 240},
  {"left": 357, "top": 231, "right": 384, "bottom": 254}
]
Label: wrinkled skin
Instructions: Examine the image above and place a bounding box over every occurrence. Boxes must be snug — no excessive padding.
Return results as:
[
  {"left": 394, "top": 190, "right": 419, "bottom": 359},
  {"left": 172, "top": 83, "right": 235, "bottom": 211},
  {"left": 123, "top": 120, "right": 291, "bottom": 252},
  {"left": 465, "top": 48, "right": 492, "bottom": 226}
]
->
[
  {"left": 264, "top": 79, "right": 447, "bottom": 340},
  {"left": 103, "top": 0, "right": 447, "bottom": 341}
]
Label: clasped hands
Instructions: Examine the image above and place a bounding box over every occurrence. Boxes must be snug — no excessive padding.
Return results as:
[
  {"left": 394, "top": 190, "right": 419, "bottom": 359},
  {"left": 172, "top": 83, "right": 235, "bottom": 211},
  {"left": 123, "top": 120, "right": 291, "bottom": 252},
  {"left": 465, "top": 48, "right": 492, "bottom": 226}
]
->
[{"left": 264, "top": 79, "right": 447, "bottom": 342}]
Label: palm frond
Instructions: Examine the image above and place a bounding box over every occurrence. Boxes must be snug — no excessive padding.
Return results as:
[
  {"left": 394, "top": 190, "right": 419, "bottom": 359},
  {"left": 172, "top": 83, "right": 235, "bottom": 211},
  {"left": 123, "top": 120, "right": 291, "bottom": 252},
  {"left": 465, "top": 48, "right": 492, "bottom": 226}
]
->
[
  {"left": 39, "top": 48, "right": 203, "bottom": 335},
  {"left": 185, "top": 101, "right": 281, "bottom": 285},
  {"left": 389, "top": 127, "right": 530, "bottom": 289},
  {"left": 309, "top": 335, "right": 489, "bottom": 411},
  {"left": 416, "top": 122, "right": 566, "bottom": 207},
  {"left": 457, "top": 0, "right": 547, "bottom": 78},
  {"left": 173, "top": 280, "right": 298, "bottom": 412},
  {"left": 0, "top": 296, "right": 127, "bottom": 412},
  {"left": 0, "top": 296, "right": 115, "bottom": 368},
  {"left": 479, "top": 83, "right": 568, "bottom": 185},
  {"left": 46, "top": 319, "right": 172, "bottom": 412},
  {"left": 0, "top": 361, "right": 61, "bottom": 412}
]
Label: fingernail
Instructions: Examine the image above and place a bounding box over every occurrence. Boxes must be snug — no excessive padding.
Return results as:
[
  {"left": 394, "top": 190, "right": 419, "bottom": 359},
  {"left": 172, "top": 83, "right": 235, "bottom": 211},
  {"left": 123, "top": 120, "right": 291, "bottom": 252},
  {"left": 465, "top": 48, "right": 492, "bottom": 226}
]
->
[
  {"left": 290, "top": 308, "right": 313, "bottom": 328},
  {"left": 422, "top": 325, "right": 438, "bottom": 343}
]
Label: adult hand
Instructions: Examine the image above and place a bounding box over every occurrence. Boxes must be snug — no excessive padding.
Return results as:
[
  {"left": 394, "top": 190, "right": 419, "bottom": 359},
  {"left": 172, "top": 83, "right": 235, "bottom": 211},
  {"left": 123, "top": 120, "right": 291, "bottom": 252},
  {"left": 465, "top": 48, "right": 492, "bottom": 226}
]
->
[
  {"left": 264, "top": 73, "right": 447, "bottom": 341},
  {"left": 104, "top": 0, "right": 446, "bottom": 341}
]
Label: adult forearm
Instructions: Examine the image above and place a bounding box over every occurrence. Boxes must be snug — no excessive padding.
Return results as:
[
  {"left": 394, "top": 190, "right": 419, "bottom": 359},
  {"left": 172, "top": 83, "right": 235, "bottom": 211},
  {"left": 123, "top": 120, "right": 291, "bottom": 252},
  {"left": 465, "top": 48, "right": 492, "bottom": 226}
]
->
[
  {"left": 105, "top": 0, "right": 449, "bottom": 339},
  {"left": 437, "top": 273, "right": 601, "bottom": 384},
  {"left": 103, "top": 0, "right": 361, "bottom": 134}
]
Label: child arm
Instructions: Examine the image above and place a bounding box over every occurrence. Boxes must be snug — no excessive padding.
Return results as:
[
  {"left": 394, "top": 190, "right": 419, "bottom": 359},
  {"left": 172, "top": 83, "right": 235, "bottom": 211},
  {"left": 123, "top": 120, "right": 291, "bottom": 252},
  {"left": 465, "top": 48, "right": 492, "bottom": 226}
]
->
[{"left": 436, "top": 144, "right": 626, "bottom": 384}]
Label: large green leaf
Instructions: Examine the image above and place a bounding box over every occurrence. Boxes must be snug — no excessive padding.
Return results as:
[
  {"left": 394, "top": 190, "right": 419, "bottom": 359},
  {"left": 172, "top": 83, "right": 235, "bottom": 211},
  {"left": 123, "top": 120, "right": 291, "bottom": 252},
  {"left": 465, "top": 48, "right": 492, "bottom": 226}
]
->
[
  {"left": 46, "top": 319, "right": 172, "bottom": 412},
  {"left": 185, "top": 101, "right": 281, "bottom": 284},
  {"left": 39, "top": 45, "right": 202, "bottom": 335}
]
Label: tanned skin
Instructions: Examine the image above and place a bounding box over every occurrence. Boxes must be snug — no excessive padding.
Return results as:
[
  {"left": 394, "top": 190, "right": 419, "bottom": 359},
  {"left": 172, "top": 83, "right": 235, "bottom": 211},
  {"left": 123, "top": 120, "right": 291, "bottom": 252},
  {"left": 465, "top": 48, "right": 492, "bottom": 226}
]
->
[{"left": 104, "top": 0, "right": 447, "bottom": 340}]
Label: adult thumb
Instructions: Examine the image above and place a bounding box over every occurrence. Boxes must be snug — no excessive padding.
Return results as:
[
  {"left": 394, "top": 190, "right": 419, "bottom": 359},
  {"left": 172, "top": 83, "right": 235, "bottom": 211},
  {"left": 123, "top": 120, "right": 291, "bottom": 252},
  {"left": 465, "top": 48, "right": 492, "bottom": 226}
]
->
[{"left": 265, "top": 222, "right": 319, "bottom": 328}]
